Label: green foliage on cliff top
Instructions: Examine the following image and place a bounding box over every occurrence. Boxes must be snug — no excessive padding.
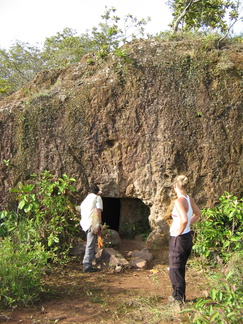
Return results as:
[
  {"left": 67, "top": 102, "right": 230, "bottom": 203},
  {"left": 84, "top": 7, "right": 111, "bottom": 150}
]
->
[{"left": 0, "top": 4, "right": 242, "bottom": 98}]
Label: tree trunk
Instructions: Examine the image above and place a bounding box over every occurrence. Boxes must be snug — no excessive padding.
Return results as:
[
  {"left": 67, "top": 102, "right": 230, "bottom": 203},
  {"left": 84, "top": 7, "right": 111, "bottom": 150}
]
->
[{"left": 172, "top": 0, "right": 198, "bottom": 33}]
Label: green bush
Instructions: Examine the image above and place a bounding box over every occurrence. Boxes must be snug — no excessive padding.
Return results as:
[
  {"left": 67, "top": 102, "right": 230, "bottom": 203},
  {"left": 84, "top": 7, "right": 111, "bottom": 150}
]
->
[
  {"left": 227, "top": 251, "right": 243, "bottom": 292},
  {"left": 9, "top": 171, "right": 79, "bottom": 256},
  {"left": 182, "top": 193, "right": 243, "bottom": 323},
  {"left": 181, "top": 266, "right": 243, "bottom": 323},
  {"left": 0, "top": 171, "right": 80, "bottom": 308},
  {"left": 0, "top": 237, "right": 50, "bottom": 308},
  {"left": 193, "top": 192, "right": 243, "bottom": 263}
]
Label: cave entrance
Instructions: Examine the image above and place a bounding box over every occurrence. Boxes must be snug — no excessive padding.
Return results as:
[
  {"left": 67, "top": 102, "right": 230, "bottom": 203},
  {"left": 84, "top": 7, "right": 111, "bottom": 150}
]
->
[{"left": 102, "top": 197, "right": 150, "bottom": 238}]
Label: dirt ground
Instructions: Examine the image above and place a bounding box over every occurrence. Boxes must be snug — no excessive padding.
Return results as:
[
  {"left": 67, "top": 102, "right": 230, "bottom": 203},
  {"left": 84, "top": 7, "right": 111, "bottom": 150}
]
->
[{"left": 0, "top": 239, "right": 207, "bottom": 324}]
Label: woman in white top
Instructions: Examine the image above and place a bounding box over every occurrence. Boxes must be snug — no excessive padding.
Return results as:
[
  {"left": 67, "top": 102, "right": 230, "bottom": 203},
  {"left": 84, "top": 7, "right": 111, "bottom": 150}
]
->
[{"left": 169, "top": 175, "right": 201, "bottom": 303}]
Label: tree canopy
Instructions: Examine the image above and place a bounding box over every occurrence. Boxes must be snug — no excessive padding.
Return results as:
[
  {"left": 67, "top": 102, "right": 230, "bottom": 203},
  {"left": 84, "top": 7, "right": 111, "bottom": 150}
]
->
[
  {"left": 0, "top": 7, "right": 151, "bottom": 98},
  {"left": 0, "top": 4, "right": 242, "bottom": 98},
  {"left": 167, "top": 0, "right": 242, "bottom": 33}
]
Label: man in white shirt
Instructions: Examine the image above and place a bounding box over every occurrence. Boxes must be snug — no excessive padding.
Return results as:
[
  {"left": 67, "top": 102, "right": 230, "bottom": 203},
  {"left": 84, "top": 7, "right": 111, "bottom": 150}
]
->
[{"left": 80, "top": 184, "right": 103, "bottom": 272}]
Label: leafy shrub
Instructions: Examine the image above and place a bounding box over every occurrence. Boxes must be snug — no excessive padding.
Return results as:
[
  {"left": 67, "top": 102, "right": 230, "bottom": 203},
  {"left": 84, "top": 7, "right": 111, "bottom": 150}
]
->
[
  {"left": 9, "top": 171, "right": 79, "bottom": 256},
  {"left": 0, "top": 171, "right": 80, "bottom": 308},
  {"left": 181, "top": 268, "right": 243, "bottom": 323},
  {"left": 193, "top": 192, "right": 243, "bottom": 263},
  {"left": 0, "top": 237, "right": 50, "bottom": 308},
  {"left": 182, "top": 193, "right": 243, "bottom": 323},
  {"left": 227, "top": 251, "right": 243, "bottom": 292}
]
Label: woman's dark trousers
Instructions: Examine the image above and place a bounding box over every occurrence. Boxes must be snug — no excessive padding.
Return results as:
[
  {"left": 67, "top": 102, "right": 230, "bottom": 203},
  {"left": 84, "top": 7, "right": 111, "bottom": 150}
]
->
[{"left": 169, "top": 232, "right": 192, "bottom": 301}]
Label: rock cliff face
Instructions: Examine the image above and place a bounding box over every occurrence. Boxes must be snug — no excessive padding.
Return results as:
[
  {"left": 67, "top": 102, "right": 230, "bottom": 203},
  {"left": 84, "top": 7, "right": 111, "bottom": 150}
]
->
[{"left": 0, "top": 39, "right": 242, "bottom": 239}]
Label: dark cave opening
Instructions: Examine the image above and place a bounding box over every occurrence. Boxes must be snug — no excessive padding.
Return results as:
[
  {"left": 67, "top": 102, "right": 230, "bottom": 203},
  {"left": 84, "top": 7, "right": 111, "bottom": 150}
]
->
[
  {"left": 102, "top": 197, "right": 150, "bottom": 238},
  {"left": 102, "top": 198, "right": 120, "bottom": 232}
]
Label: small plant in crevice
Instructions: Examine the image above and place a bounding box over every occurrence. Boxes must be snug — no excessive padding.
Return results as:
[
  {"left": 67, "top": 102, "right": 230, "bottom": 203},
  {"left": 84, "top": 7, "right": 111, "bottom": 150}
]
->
[
  {"left": 196, "top": 111, "right": 203, "bottom": 117},
  {"left": 114, "top": 48, "right": 132, "bottom": 64},
  {"left": 97, "top": 46, "right": 109, "bottom": 60},
  {"left": 87, "top": 58, "right": 95, "bottom": 65},
  {"left": 2, "top": 159, "right": 10, "bottom": 166}
]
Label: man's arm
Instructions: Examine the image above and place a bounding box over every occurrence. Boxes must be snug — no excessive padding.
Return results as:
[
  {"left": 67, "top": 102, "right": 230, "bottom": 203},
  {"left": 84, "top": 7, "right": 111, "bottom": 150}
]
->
[{"left": 97, "top": 208, "right": 102, "bottom": 225}]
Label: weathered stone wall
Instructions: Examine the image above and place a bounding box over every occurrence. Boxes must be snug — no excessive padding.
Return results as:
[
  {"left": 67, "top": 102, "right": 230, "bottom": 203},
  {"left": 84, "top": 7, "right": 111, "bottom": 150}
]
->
[{"left": 0, "top": 39, "right": 242, "bottom": 238}]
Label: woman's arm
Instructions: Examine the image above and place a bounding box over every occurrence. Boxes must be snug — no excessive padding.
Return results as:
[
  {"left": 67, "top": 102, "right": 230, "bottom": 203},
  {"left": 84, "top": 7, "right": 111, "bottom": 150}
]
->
[{"left": 190, "top": 196, "right": 201, "bottom": 224}]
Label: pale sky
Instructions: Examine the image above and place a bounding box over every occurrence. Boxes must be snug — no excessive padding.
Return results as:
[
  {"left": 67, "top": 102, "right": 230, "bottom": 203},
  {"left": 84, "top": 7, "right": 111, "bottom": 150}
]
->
[
  {"left": 0, "top": 0, "right": 242, "bottom": 50},
  {"left": 0, "top": 0, "right": 173, "bottom": 49}
]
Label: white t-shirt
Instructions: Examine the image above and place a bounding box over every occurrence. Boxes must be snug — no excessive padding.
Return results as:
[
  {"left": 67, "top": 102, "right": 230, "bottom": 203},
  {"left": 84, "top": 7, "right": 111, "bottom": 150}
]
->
[{"left": 80, "top": 193, "right": 103, "bottom": 231}]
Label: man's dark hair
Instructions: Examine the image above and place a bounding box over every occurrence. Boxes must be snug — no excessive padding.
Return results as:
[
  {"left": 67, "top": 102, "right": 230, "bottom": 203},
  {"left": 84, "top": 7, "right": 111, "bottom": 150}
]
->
[{"left": 88, "top": 184, "right": 100, "bottom": 194}]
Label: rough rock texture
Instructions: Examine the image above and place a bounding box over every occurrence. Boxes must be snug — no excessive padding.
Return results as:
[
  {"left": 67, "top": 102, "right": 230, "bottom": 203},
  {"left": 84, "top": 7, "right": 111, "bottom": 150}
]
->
[
  {"left": 103, "top": 229, "right": 122, "bottom": 249},
  {"left": 95, "top": 248, "right": 129, "bottom": 267},
  {"left": 0, "top": 39, "right": 242, "bottom": 238}
]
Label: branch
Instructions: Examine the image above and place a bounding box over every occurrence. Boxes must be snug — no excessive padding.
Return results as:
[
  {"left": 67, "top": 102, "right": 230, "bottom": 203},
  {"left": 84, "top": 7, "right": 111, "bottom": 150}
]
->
[
  {"left": 172, "top": 0, "right": 200, "bottom": 33},
  {"left": 217, "top": 0, "right": 242, "bottom": 47},
  {"left": 217, "top": 15, "right": 241, "bottom": 48}
]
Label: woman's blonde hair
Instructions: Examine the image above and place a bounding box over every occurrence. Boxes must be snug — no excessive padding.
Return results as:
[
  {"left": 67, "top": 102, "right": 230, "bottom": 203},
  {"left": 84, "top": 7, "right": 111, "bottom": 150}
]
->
[{"left": 174, "top": 175, "right": 188, "bottom": 189}]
